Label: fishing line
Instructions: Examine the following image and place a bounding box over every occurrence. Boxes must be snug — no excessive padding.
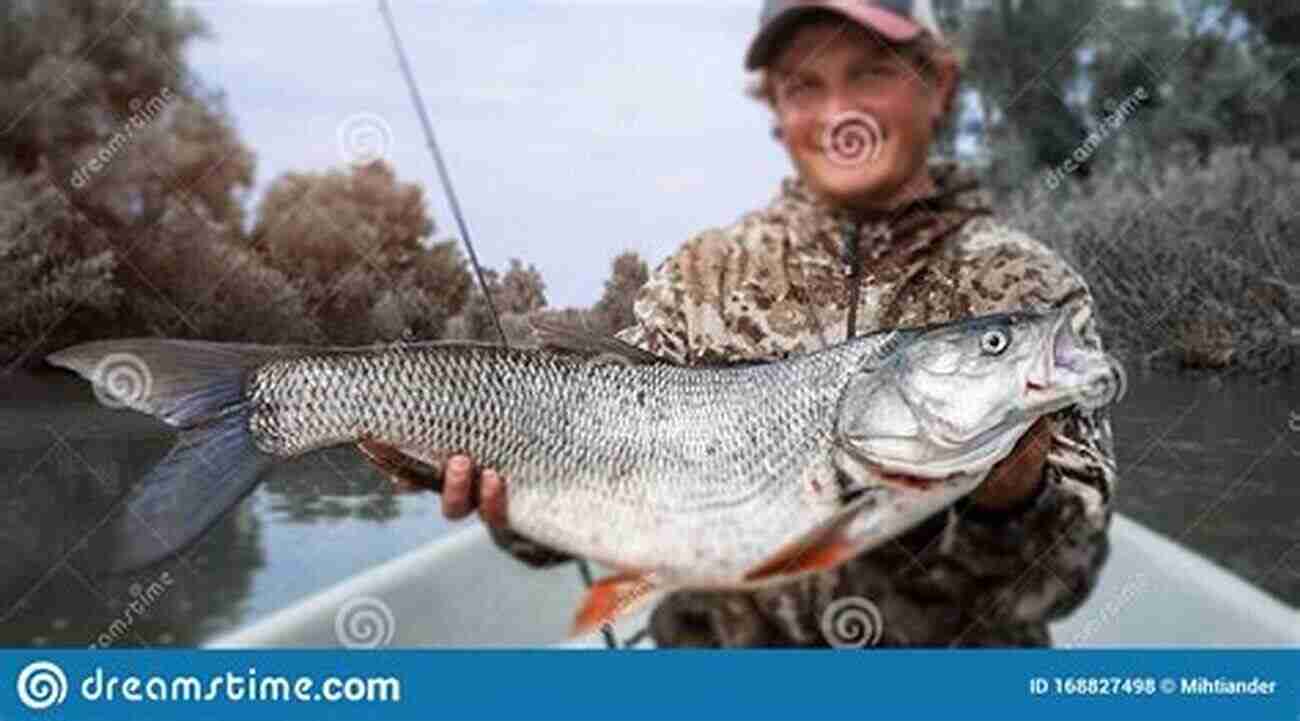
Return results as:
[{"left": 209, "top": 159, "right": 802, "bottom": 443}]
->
[{"left": 376, "top": 0, "right": 615, "bottom": 649}]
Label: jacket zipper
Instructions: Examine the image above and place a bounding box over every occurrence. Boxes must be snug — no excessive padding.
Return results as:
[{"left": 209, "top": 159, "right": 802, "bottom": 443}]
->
[{"left": 842, "top": 219, "right": 863, "bottom": 342}]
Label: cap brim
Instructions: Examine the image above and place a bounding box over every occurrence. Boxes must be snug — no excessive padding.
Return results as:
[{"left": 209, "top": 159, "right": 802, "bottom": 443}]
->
[{"left": 745, "top": 2, "right": 925, "bottom": 70}]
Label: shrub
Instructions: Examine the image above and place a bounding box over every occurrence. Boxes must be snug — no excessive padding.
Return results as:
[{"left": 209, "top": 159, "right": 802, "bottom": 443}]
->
[{"left": 1009, "top": 146, "right": 1300, "bottom": 372}]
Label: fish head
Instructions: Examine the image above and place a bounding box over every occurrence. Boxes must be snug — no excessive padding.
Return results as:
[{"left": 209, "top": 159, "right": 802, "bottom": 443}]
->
[{"left": 835, "top": 301, "right": 1124, "bottom": 482}]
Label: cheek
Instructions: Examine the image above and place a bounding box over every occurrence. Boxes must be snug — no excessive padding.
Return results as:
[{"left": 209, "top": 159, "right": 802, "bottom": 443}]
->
[
  {"left": 780, "top": 116, "right": 829, "bottom": 170},
  {"left": 879, "top": 87, "right": 936, "bottom": 145},
  {"left": 781, "top": 113, "right": 820, "bottom": 151}
]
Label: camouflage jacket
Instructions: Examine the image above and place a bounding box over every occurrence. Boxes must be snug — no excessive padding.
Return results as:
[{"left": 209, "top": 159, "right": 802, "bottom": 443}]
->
[{"left": 492, "top": 163, "right": 1117, "bottom": 647}]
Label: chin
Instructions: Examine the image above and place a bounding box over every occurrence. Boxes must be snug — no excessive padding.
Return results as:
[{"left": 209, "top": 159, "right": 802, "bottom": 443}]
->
[{"left": 809, "top": 165, "right": 898, "bottom": 207}]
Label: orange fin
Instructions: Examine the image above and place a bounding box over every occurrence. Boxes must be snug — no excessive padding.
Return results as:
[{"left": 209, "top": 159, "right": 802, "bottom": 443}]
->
[
  {"left": 741, "top": 492, "right": 880, "bottom": 584},
  {"left": 743, "top": 535, "right": 858, "bottom": 582},
  {"left": 357, "top": 439, "right": 443, "bottom": 493},
  {"left": 571, "top": 572, "right": 658, "bottom": 638}
]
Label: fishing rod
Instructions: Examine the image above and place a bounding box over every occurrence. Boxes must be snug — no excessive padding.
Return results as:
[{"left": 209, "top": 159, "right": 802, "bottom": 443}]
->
[{"left": 376, "top": 0, "right": 621, "bottom": 649}]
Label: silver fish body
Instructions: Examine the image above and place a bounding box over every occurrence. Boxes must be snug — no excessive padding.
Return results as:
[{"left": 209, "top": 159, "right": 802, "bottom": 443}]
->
[
  {"left": 247, "top": 333, "right": 893, "bottom": 584},
  {"left": 47, "top": 303, "right": 1123, "bottom": 593}
]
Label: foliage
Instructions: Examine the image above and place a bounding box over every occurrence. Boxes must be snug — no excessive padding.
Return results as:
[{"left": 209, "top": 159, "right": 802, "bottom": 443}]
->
[
  {"left": 942, "top": 0, "right": 1300, "bottom": 194},
  {"left": 251, "top": 161, "right": 470, "bottom": 345},
  {"left": 591, "top": 251, "right": 649, "bottom": 335},
  {"left": 1009, "top": 146, "right": 1299, "bottom": 373}
]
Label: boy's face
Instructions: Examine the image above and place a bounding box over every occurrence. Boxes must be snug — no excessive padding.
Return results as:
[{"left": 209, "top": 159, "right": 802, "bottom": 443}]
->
[{"left": 769, "top": 19, "right": 953, "bottom": 211}]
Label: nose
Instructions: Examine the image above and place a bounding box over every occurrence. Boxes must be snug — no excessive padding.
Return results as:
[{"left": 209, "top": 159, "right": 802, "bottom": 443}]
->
[{"left": 823, "top": 87, "right": 858, "bottom": 118}]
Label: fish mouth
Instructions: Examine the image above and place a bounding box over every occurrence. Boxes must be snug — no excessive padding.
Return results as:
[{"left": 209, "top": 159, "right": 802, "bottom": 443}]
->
[{"left": 1024, "top": 303, "right": 1126, "bottom": 414}]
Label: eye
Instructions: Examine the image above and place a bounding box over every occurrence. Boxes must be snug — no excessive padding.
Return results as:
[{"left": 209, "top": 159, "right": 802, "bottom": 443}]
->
[{"left": 980, "top": 329, "right": 1010, "bottom": 356}]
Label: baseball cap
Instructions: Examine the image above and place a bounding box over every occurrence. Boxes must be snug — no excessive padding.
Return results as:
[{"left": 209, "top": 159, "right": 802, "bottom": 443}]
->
[{"left": 745, "top": 0, "right": 945, "bottom": 70}]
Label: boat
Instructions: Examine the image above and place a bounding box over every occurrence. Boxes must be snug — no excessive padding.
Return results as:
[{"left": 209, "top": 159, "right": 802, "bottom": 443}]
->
[{"left": 205, "top": 514, "right": 1299, "bottom": 649}]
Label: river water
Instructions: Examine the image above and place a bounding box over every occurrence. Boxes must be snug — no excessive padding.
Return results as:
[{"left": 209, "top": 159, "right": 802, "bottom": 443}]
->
[{"left": 0, "top": 367, "right": 1296, "bottom": 647}]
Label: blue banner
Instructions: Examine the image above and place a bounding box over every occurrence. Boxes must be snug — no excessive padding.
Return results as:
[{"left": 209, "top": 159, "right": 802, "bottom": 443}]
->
[{"left": 2, "top": 649, "right": 1295, "bottom": 720}]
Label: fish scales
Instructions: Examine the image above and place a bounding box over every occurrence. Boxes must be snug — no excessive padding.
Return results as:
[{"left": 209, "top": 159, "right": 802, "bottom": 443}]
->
[{"left": 245, "top": 341, "right": 878, "bottom": 577}]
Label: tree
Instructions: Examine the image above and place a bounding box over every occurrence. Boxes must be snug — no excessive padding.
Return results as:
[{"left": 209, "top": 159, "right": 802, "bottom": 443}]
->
[
  {"left": 959, "top": 0, "right": 1098, "bottom": 191},
  {"left": 592, "top": 251, "right": 649, "bottom": 335},
  {"left": 252, "top": 161, "right": 470, "bottom": 344},
  {"left": 1229, "top": 0, "right": 1300, "bottom": 46},
  {"left": 0, "top": 0, "right": 270, "bottom": 363},
  {"left": 498, "top": 259, "right": 548, "bottom": 315},
  {"left": 941, "top": 0, "right": 1300, "bottom": 193},
  {"left": 444, "top": 258, "right": 547, "bottom": 344},
  {"left": 0, "top": 1, "right": 253, "bottom": 229}
]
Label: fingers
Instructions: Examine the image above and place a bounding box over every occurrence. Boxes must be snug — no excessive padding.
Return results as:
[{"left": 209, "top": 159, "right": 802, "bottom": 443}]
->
[
  {"left": 479, "top": 468, "right": 507, "bottom": 528},
  {"left": 442, "top": 455, "right": 474, "bottom": 519},
  {"left": 441, "top": 455, "right": 509, "bottom": 528}
]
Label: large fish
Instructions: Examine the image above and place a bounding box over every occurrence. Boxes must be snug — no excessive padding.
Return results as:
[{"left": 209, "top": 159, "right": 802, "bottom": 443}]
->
[{"left": 48, "top": 302, "right": 1123, "bottom": 633}]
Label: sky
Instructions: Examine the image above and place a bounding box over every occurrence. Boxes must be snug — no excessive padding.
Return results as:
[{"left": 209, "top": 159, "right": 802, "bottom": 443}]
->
[{"left": 183, "top": 0, "right": 793, "bottom": 308}]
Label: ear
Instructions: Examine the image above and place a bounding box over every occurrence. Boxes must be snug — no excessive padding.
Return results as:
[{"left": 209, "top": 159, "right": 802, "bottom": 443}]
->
[{"left": 928, "top": 52, "right": 960, "bottom": 127}]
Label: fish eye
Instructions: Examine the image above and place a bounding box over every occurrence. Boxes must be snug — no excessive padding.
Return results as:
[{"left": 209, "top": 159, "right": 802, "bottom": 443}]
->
[{"left": 980, "top": 328, "right": 1010, "bottom": 356}]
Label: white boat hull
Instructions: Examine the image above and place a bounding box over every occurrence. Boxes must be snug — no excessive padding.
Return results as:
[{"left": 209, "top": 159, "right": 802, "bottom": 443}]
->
[{"left": 206, "top": 514, "right": 1299, "bottom": 649}]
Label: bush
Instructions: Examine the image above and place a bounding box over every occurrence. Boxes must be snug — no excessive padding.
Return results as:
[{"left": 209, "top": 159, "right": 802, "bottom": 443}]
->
[
  {"left": 0, "top": 170, "right": 120, "bottom": 366},
  {"left": 1009, "top": 146, "right": 1300, "bottom": 372},
  {"left": 251, "top": 161, "right": 470, "bottom": 346}
]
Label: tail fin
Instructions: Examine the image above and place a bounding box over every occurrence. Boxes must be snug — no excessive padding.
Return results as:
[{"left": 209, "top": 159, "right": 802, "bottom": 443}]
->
[{"left": 47, "top": 340, "right": 297, "bottom": 572}]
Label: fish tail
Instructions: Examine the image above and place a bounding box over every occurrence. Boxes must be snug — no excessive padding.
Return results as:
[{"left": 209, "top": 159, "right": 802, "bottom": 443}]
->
[{"left": 47, "top": 340, "right": 296, "bottom": 572}]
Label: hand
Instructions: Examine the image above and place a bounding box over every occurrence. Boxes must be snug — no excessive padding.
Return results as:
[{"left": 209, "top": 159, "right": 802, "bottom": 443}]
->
[
  {"left": 440, "top": 454, "right": 509, "bottom": 528},
  {"left": 969, "top": 418, "right": 1051, "bottom": 512}
]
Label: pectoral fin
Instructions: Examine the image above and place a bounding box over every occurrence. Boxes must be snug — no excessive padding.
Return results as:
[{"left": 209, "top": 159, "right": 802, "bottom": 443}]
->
[
  {"left": 571, "top": 571, "right": 660, "bottom": 638},
  {"left": 739, "top": 491, "right": 884, "bottom": 586},
  {"left": 742, "top": 535, "right": 859, "bottom": 582},
  {"left": 357, "top": 440, "right": 445, "bottom": 493}
]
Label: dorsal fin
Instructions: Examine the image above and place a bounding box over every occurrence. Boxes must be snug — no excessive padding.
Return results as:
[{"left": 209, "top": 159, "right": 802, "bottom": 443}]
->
[{"left": 528, "top": 318, "right": 675, "bottom": 366}]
